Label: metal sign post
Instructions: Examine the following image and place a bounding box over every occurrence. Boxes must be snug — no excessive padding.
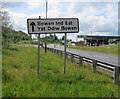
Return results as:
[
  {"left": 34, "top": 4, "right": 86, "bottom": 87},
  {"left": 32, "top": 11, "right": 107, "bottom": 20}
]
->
[
  {"left": 38, "top": 34, "right": 40, "bottom": 74},
  {"left": 64, "top": 33, "right": 67, "bottom": 74},
  {"left": 54, "top": 33, "right": 56, "bottom": 48},
  {"left": 45, "top": 41, "right": 47, "bottom": 53},
  {"left": 27, "top": 18, "right": 79, "bottom": 74},
  {"left": 38, "top": 16, "right": 41, "bottom": 74}
]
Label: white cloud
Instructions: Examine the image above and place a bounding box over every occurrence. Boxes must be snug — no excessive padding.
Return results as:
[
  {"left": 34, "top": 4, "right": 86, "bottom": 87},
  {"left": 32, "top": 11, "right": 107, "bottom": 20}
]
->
[
  {"left": 47, "top": 8, "right": 62, "bottom": 18},
  {"left": 9, "top": 11, "right": 47, "bottom": 32},
  {"left": 3, "top": 1, "right": 118, "bottom": 41},
  {"left": 2, "top": 0, "right": 118, "bottom": 2},
  {"left": 27, "top": 0, "right": 44, "bottom": 9},
  {"left": 1, "top": 8, "right": 10, "bottom": 12},
  {"left": 9, "top": 11, "right": 27, "bottom": 30},
  {"left": 65, "top": 2, "right": 118, "bottom": 36}
]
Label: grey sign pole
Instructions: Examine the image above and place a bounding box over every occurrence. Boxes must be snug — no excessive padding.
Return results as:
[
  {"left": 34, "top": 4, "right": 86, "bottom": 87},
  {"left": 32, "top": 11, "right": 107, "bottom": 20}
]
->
[
  {"left": 54, "top": 33, "right": 56, "bottom": 48},
  {"left": 64, "top": 33, "right": 67, "bottom": 74},
  {"left": 38, "top": 34, "right": 40, "bottom": 74},
  {"left": 37, "top": 16, "right": 41, "bottom": 74},
  {"left": 27, "top": 17, "right": 79, "bottom": 74}
]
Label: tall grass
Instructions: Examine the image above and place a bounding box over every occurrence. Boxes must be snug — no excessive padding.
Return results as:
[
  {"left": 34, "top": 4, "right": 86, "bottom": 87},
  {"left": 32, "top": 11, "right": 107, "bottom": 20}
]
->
[
  {"left": 2, "top": 45, "right": 118, "bottom": 97},
  {"left": 0, "top": 47, "right": 2, "bottom": 98}
]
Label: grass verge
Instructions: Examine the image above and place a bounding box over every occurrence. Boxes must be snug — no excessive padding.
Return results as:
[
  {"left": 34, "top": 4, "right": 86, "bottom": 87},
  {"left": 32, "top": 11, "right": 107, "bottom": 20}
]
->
[
  {"left": 2, "top": 45, "right": 119, "bottom": 97},
  {"left": 68, "top": 44, "right": 119, "bottom": 55}
]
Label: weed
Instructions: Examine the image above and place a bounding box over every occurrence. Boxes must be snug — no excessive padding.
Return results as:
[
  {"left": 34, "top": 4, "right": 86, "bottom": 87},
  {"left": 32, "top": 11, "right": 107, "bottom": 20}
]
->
[{"left": 2, "top": 45, "right": 119, "bottom": 97}]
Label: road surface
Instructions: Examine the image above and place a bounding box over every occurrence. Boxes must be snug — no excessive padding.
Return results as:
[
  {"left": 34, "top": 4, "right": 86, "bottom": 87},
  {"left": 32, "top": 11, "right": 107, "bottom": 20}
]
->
[{"left": 47, "top": 44, "right": 119, "bottom": 67}]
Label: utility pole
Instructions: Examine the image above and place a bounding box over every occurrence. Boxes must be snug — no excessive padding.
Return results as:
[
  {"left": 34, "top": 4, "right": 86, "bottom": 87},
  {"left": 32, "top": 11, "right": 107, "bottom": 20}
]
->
[
  {"left": 91, "top": 25, "right": 92, "bottom": 46},
  {"left": 45, "top": 0, "right": 48, "bottom": 53},
  {"left": 91, "top": 26, "right": 92, "bottom": 36}
]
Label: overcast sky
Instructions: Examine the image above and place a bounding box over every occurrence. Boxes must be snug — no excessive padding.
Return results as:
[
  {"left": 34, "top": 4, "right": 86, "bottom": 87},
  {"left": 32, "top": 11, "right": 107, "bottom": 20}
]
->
[{"left": 1, "top": 0, "right": 119, "bottom": 41}]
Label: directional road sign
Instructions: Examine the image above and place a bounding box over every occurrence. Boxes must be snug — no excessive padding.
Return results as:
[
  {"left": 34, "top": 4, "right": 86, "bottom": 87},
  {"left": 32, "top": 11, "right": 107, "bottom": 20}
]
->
[{"left": 27, "top": 18, "right": 79, "bottom": 34}]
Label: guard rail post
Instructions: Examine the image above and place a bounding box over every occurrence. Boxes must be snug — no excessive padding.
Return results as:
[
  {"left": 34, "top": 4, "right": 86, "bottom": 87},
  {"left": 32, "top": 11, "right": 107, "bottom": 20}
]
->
[
  {"left": 114, "top": 66, "right": 119, "bottom": 84},
  {"left": 79, "top": 56, "right": 83, "bottom": 67},
  {"left": 60, "top": 51, "right": 62, "bottom": 56},
  {"left": 70, "top": 54, "right": 74, "bottom": 63},
  {"left": 92, "top": 60, "right": 97, "bottom": 72},
  {"left": 57, "top": 50, "right": 59, "bottom": 54},
  {"left": 52, "top": 49, "right": 54, "bottom": 53},
  {"left": 67, "top": 52, "right": 69, "bottom": 60},
  {"left": 55, "top": 49, "right": 57, "bottom": 53},
  {"left": 54, "top": 49, "right": 56, "bottom": 53}
]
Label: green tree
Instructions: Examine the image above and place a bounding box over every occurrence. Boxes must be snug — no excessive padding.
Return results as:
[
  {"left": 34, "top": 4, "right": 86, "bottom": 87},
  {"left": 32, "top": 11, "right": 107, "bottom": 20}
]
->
[
  {"left": 62, "top": 36, "right": 65, "bottom": 40},
  {"left": 2, "top": 27, "right": 13, "bottom": 48},
  {"left": 0, "top": 10, "right": 12, "bottom": 28},
  {"left": 54, "top": 35, "right": 58, "bottom": 40},
  {"left": 1, "top": 10, "right": 32, "bottom": 48},
  {"left": 1, "top": 10, "right": 13, "bottom": 48}
]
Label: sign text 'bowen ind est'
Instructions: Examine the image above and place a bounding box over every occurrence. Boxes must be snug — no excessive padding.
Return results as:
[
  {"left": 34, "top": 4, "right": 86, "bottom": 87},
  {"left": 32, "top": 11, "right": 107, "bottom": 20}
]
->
[{"left": 27, "top": 18, "right": 79, "bottom": 34}]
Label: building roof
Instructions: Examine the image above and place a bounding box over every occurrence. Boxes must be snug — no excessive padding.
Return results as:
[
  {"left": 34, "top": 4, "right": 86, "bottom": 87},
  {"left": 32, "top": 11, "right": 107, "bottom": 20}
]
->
[{"left": 78, "top": 35, "right": 120, "bottom": 39}]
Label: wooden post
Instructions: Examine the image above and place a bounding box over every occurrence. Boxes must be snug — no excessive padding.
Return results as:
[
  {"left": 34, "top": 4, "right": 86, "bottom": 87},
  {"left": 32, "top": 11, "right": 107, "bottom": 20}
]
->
[
  {"left": 92, "top": 60, "right": 97, "bottom": 72},
  {"left": 70, "top": 54, "right": 74, "bottom": 63},
  {"left": 114, "top": 66, "right": 119, "bottom": 84},
  {"left": 79, "top": 56, "right": 83, "bottom": 67}
]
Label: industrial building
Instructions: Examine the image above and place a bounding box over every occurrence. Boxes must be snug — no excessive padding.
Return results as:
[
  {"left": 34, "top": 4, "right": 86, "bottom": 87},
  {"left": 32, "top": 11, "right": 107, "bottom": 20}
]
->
[{"left": 78, "top": 35, "right": 120, "bottom": 46}]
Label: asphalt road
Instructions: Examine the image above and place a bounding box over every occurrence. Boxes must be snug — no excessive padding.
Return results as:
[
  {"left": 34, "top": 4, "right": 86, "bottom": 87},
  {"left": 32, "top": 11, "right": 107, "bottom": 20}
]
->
[{"left": 47, "top": 44, "right": 119, "bottom": 67}]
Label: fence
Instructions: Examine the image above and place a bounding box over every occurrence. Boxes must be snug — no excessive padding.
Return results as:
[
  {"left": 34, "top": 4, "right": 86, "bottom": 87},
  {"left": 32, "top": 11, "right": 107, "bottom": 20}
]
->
[{"left": 47, "top": 47, "right": 120, "bottom": 84}]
